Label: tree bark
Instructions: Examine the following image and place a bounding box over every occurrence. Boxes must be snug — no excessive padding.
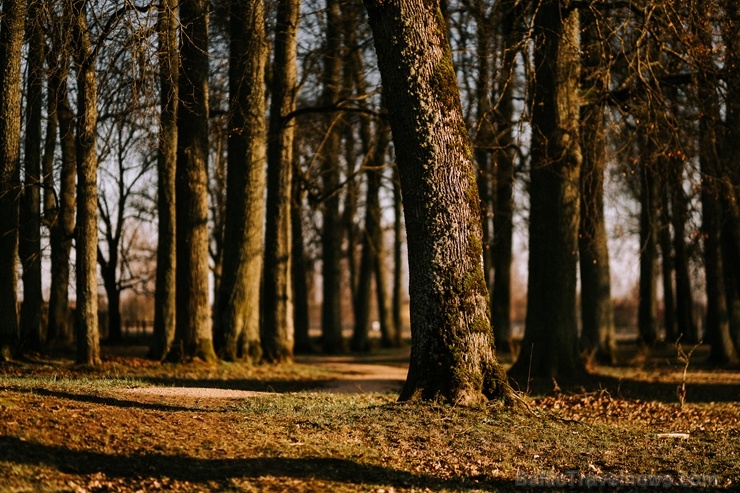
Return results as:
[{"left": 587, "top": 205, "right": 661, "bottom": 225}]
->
[
  {"left": 578, "top": 4, "right": 615, "bottom": 364},
  {"left": 291, "top": 163, "right": 313, "bottom": 353},
  {"left": 364, "top": 0, "right": 513, "bottom": 404},
  {"left": 71, "top": 0, "right": 101, "bottom": 365},
  {"left": 0, "top": 0, "right": 26, "bottom": 360},
  {"left": 320, "top": 0, "right": 345, "bottom": 354},
  {"left": 170, "top": 0, "right": 217, "bottom": 362},
  {"left": 150, "top": 0, "right": 178, "bottom": 360},
  {"left": 392, "top": 166, "right": 404, "bottom": 345},
  {"left": 658, "top": 180, "right": 676, "bottom": 343},
  {"left": 45, "top": 12, "right": 76, "bottom": 346},
  {"left": 638, "top": 161, "right": 659, "bottom": 348},
  {"left": 263, "top": 0, "right": 300, "bottom": 362},
  {"left": 510, "top": 0, "right": 583, "bottom": 379},
  {"left": 215, "top": 0, "right": 268, "bottom": 362},
  {"left": 19, "top": 0, "right": 44, "bottom": 352},
  {"left": 670, "top": 170, "right": 698, "bottom": 343}
]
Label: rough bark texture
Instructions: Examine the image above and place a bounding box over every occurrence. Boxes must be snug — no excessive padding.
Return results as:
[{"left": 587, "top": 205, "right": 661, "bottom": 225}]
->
[
  {"left": 215, "top": 0, "right": 268, "bottom": 362},
  {"left": 19, "top": 0, "right": 44, "bottom": 352},
  {"left": 577, "top": 5, "right": 615, "bottom": 364},
  {"left": 150, "top": 0, "right": 178, "bottom": 360},
  {"left": 320, "top": 0, "right": 345, "bottom": 354},
  {"left": 170, "top": 0, "right": 217, "bottom": 362},
  {"left": 510, "top": 0, "right": 583, "bottom": 379},
  {"left": 364, "top": 0, "right": 513, "bottom": 405},
  {"left": 0, "top": 0, "right": 26, "bottom": 360},
  {"left": 71, "top": 0, "right": 101, "bottom": 365},
  {"left": 263, "top": 0, "right": 300, "bottom": 362}
]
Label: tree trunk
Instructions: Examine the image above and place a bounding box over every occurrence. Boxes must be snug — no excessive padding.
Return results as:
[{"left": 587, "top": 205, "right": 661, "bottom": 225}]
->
[
  {"left": 150, "top": 0, "right": 178, "bottom": 360},
  {"left": 320, "top": 0, "right": 345, "bottom": 354},
  {"left": 215, "top": 0, "right": 268, "bottom": 362},
  {"left": 638, "top": 161, "right": 659, "bottom": 348},
  {"left": 671, "top": 172, "right": 698, "bottom": 343},
  {"left": 392, "top": 166, "right": 404, "bottom": 345},
  {"left": 577, "top": 4, "right": 615, "bottom": 365},
  {"left": 0, "top": 0, "right": 26, "bottom": 360},
  {"left": 19, "top": 0, "right": 44, "bottom": 353},
  {"left": 364, "top": 0, "right": 513, "bottom": 404},
  {"left": 490, "top": 0, "right": 518, "bottom": 355},
  {"left": 291, "top": 164, "right": 313, "bottom": 353},
  {"left": 696, "top": 0, "right": 736, "bottom": 364},
  {"left": 71, "top": 0, "right": 101, "bottom": 366},
  {"left": 659, "top": 180, "right": 677, "bottom": 343},
  {"left": 510, "top": 0, "right": 583, "bottom": 379},
  {"left": 45, "top": 18, "right": 76, "bottom": 346},
  {"left": 170, "top": 0, "right": 217, "bottom": 362},
  {"left": 263, "top": 0, "right": 300, "bottom": 362}
]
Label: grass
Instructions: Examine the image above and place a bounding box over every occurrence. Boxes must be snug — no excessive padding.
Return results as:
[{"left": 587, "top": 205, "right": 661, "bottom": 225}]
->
[{"left": 0, "top": 344, "right": 738, "bottom": 492}]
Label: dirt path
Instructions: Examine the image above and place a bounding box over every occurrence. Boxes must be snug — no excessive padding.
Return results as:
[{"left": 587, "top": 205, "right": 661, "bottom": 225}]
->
[{"left": 119, "top": 350, "right": 410, "bottom": 401}]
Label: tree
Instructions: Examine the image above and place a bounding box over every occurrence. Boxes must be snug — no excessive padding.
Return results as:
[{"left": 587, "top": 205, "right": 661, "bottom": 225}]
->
[
  {"left": 71, "top": 0, "right": 101, "bottom": 365},
  {"left": 213, "top": 0, "right": 268, "bottom": 362},
  {"left": 262, "top": 0, "right": 301, "bottom": 362},
  {"left": 150, "top": 0, "right": 178, "bottom": 360},
  {"left": 510, "top": 0, "right": 583, "bottom": 379},
  {"left": 578, "top": 3, "right": 616, "bottom": 364},
  {"left": 320, "top": 0, "right": 345, "bottom": 354},
  {"left": 0, "top": 0, "right": 27, "bottom": 360},
  {"left": 19, "top": 0, "right": 45, "bottom": 352},
  {"left": 170, "top": 0, "right": 217, "bottom": 362},
  {"left": 44, "top": 4, "right": 77, "bottom": 346},
  {"left": 363, "top": 0, "right": 513, "bottom": 404}
]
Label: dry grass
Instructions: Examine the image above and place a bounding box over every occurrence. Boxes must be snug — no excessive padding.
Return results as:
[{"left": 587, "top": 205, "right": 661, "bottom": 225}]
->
[{"left": 0, "top": 344, "right": 738, "bottom": 492}]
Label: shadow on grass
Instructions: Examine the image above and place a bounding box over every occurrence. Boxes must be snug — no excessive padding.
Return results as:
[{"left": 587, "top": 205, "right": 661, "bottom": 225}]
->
[
  {"left": 0, "top": 435, "right": 508, "bottom": 492},
  {"left": 134, "top": 376, "right": 332, "bottom": 393},
  {"left": 2, "top": 387, "right": 203, "bottom": 412}
]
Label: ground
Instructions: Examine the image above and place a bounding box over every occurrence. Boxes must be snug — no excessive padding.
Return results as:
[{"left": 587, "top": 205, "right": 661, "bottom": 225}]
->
[{"left": 0, "top": 343, "right": 738, "bottom": 492}]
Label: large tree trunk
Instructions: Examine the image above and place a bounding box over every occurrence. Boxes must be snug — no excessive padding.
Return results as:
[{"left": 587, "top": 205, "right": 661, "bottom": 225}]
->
[
  {"left": 263, "top": 0, "right": 300, "bottom": 362},
  {"left": 510, "top": 0, "right": 583, "bottom": 379},
  {"left": 150, "top": 0, "right": 178, "bottom": 360},
  {"left": 19, "top": 0, "right": 44, "bottom": 353},
  {"left": 291, "top": 166, "right": 313, "bottom": 353},
  {"left": 364, "top": 0, "right": 513, "bottom": 405},
  {"left": 577, "top": 4, "right": 615, "bottom": 365},
  {"left": 671, "top": 172, "right": 698, "bottom": 343},
  {"left": 71, "top": 0, "right": 101, "bottom": 366},
  {"left": 0, "top": 0, "right": 26, "bottom": 360},
  {"left": 392, "top": 167, "right": 404, "bottom": 344},
  {"left": 170, "top": 0, "right": 217, "bottom": 362},
  {"left": 320, "top": 0, "right": 345, "bottom": 354},
  {"left": 215, "top": 0, "right": 267, "bottom": 362},
  {"left": 659, "top": 180, "right": 677, "bottom": 343}
]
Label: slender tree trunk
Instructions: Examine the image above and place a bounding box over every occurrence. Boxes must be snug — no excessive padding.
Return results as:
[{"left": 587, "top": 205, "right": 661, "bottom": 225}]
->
[
  {"left": 292, "top": 165, "right": 313, "bottom": 353},
  {"left": 392, "top": 166, "right": 404, "bottom": 345},
  {"left": 671, "top": 172, "right": 698, "bottom": 343},
  {"left": 71, "top": 0, "right": 101, "bottom": 365},
  {"left": 490, "top": 0, "right": 517, "bottom": 355},
  {"left": 638, "top": 161, "right": 659, "bottom": 348},
  {"left": 214, "top": 0, "right": 268, "bottom": 362},
  {"left": 364, "top": 0, "right": 513, "bottom": 404},
  {"left": 150, "top": 0, "right": 178, "bottom": 360},
  {"left": 263, "top": 0, "right": 301, "bottom": 362},
  {"left": 19, "top": 0, "right": 44, "bottom": 352},
  {"left": 696, "top": 0, "right": 736, "bottom": 364},
  {"left": 577, "top": 4, "right": 615, "bottom": 364},
  {"left": 510, "top": 0, "right": 583, "bottom": 379},
  {"left": 320, "top": 0, "right": 345, "bottom": 353},
  {"left": 659, "top": 181, "right": 677, "bottom": 343},
  {"left": 0, "top": 0, "right": 26, "bottom": 360},
  {"left": 170, "top": 0, "right": 217, "bottom": 362},
  {"left": 45, "top": 20, "right": 76, "bottom": 346}
]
